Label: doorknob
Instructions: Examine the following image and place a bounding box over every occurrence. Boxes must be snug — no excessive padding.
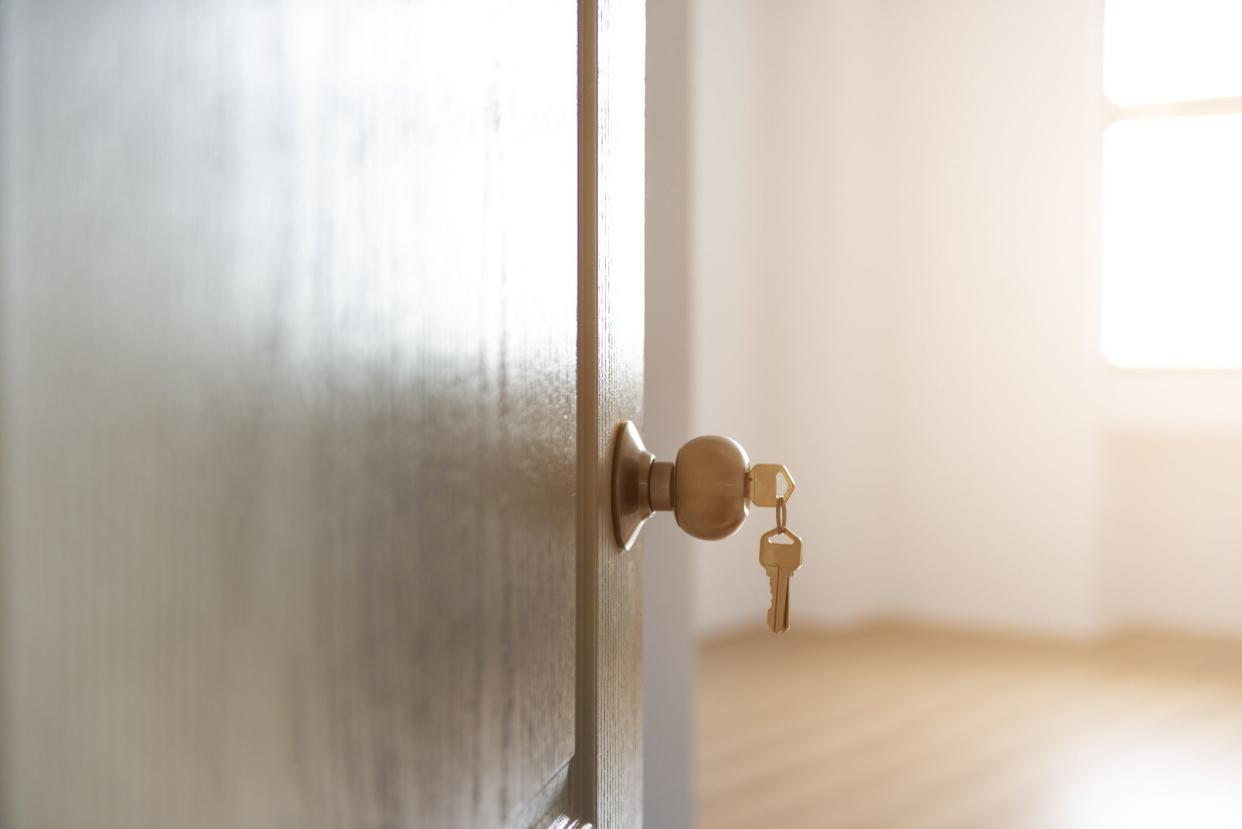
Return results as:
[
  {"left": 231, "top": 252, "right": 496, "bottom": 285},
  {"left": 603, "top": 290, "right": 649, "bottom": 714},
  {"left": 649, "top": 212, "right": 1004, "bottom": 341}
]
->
[
  {"left": 611, "top": 421, "right": 802, "bottom": 632},
  {"left": 611, "top": 421, "right": 796, "bottom": 548}
]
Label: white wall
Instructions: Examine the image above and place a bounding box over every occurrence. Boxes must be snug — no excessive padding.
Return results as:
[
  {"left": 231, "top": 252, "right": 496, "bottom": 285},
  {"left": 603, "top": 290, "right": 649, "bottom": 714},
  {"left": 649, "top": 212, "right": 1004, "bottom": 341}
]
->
[
  {"left": 1099, "top": 431, "right": 1242, "bottom": 635},
  {"left": 884, "top": 0, "right": 1101, "bottom": 635},
  {"left": 691, "top": 0, "right": 1242, "bottom": 639},
  {"left": 689, "top": 0, "right": 781, "bottom": 635},
  {"left": 644, "top": 0, "right": 694, "bottom": 825},
  {"left": 691, "top": 0, "right": 897, "bottom": 635}
]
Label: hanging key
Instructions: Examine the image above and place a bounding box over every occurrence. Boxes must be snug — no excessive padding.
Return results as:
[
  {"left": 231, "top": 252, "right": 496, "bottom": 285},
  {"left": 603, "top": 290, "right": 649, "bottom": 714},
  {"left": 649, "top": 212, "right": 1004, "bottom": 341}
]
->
[
  {"left": 609, "top": 423, "right": 808, "bottom": 637},
  {"left": 759, "top": 516, "right": 803, "bottom": 633},
  {"left": 746, "top": 463, "right": 796, "bottom": 509}
]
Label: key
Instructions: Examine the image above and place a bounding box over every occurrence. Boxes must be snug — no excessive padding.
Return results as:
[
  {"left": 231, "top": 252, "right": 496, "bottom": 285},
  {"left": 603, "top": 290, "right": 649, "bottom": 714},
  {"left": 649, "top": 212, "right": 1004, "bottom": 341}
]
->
[
  {"left": 759, "top": 527, "right": 803, "bottom": 633},
  {"left": 747, "top": 464, "right": 796, "bottom": 508}
]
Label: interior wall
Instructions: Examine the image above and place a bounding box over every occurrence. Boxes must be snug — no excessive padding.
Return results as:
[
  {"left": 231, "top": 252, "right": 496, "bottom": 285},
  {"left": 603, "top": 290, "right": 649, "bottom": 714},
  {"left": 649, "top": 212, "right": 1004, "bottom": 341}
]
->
[
  {"left": 643, "top": 0, "right": 694, "bottom": 825},
  {"left": 764, "top": 0, "right": 897, "bottom": 628},
  {"left": 690, "top": 0, "right": 1242, "bottom": 639},
  {"left": 1099, "top": 432, "right": 1242, "bottom": 635},
  {"left": 883, "top": 0, "right": 1101, "bottom": 635},
  {"left": 688, "top": 0, "right": 778, "bottom": 635},
  {"left": 690, "top": 0, "right": 896, "bottom": 636}
]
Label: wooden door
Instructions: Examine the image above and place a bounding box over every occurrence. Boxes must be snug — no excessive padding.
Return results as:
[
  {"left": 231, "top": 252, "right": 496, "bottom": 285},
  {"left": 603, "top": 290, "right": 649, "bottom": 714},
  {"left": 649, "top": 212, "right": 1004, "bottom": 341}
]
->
[{"left": 0, "top": 1, "right": 643, "bottom": 827}]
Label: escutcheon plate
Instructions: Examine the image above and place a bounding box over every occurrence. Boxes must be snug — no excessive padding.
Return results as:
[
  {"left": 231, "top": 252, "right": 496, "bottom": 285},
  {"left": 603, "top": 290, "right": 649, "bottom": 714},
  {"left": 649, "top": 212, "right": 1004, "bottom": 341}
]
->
[{"left": 611, "top": 421, "right": 655, "bottom": 551}]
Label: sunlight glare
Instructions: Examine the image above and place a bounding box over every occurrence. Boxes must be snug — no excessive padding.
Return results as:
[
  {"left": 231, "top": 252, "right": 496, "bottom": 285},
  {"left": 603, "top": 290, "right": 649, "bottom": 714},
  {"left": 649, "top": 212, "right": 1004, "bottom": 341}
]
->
[
  {"left": 1101, "top": 115, "right": 1242, "bottom": 369},
  {"left": 1057, "top": 747, "right": 1242, "bottom": 829},
  {"left": 1105, "top": 0, "right": 1242, "bottom": 106}
]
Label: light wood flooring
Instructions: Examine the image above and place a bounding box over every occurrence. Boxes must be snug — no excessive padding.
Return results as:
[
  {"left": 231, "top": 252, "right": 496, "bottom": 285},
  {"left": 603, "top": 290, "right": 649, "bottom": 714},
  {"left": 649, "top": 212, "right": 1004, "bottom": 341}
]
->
[{"left": 698, "top": 625, "right": 1242, "bottom": 829}]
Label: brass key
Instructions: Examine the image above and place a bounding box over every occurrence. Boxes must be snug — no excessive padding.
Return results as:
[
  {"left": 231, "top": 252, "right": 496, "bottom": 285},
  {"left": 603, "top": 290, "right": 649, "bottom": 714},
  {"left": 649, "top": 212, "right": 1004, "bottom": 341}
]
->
[
  {"left": 747, "top": 463, "right": 795, "bottom": 508},
  {"left": 759, "top": 527, "right": 803, "bottom": 633}
]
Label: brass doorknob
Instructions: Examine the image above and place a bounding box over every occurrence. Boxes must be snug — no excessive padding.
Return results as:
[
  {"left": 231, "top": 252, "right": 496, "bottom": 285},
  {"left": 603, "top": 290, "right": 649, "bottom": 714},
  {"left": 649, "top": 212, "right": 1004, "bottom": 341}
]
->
[{"left": 611, "top": 421, "right": 794, "bottom": 550}]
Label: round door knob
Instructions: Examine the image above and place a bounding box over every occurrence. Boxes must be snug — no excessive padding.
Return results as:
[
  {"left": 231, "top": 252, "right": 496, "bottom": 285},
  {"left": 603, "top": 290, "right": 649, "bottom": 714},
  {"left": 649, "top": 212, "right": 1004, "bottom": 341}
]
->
[
  {"left": 612, "top": 422, "right": 780, "bottom": 549},
  {"left": 672, "top": 435, "right": 749, "bottom": 540},
  {"left": 610, "top": 422, "right": 803, "bottom": 634}
]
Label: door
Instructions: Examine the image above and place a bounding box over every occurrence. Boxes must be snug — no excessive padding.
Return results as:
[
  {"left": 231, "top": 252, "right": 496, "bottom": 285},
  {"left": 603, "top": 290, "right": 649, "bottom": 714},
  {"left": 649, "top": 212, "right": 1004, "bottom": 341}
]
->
[{"left": 0, "top": 1, "right": 643, "bottom": 827}]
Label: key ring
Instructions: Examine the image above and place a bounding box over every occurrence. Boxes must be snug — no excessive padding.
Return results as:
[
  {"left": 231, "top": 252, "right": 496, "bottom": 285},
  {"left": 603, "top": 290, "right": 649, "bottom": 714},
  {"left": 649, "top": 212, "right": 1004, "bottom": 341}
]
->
[{"left": 776, "top": 495, "right": 787, "bottom": 533}]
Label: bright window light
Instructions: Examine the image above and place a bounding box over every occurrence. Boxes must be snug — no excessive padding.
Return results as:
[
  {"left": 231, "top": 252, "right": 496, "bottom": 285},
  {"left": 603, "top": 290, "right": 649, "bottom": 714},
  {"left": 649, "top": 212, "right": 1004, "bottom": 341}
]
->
[
  {"left": 1101, "top": 1, "right": 1242, "bottom": 369},
  {"left": 1102, "top": 116, "right": 1242, "bottom": 369},
  {"left": 1105, "top": 0, "right": 1242, "bottom": 106}
]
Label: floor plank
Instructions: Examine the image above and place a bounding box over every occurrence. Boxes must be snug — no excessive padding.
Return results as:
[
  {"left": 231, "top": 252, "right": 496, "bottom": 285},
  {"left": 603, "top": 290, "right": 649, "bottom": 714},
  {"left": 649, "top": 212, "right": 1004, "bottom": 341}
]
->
[{"left": 698, "top": 625, "right": 1242, "bottom": 829}]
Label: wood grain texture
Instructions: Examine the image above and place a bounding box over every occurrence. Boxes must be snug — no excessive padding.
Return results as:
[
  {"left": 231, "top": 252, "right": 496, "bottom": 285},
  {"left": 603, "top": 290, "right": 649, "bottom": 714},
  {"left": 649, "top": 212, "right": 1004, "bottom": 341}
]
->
[
  {"left": 576, "top": 0, "right": 646, "bottom": 826},
  {"left": 699, "top": 626, "right": 1242, "bottom": 829},
  {"left": 0, "top": 1, "right": 579, "bottom": 826}
]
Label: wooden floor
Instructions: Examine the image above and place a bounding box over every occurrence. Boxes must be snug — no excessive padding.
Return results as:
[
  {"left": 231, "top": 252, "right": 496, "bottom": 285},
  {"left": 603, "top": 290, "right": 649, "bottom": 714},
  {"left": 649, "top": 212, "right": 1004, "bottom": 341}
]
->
[{"left": 698, "top": 625, "right": 1242, "bottom": 829}]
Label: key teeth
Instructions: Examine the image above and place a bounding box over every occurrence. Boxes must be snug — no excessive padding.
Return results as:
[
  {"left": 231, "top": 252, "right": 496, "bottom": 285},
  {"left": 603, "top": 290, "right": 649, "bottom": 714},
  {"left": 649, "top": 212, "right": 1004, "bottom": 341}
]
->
[{"left": 766, "top": 606, "right": 788, "bottom": 634}]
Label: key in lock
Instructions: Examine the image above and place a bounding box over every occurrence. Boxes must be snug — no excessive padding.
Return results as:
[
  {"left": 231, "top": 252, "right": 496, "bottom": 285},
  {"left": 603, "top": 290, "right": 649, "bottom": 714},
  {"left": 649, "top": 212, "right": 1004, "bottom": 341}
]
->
[{"left": 611, "top": 422, "right": 806, "bottom": 632}]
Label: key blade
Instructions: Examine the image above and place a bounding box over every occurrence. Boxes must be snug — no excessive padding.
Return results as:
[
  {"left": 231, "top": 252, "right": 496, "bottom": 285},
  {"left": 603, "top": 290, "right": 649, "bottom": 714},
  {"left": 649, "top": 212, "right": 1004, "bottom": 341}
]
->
[
  {"left": 764, "top": 565, "right": 781, "bottom": 632},
  {"left": 759, "top": 528, "right": 802, "bottom": 633},
  {"left": 771, "top": 571, "right": 790, "bottom": 633}
]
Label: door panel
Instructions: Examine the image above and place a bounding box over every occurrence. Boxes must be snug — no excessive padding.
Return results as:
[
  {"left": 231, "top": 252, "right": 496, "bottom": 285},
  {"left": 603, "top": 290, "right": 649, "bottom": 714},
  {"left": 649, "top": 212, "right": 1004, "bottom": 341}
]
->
[
  {"left": 1, "top": 1, "right": 581, "bottom": 826},
  {"left": 575, "top": 0, "right": 646, "bottom": 826}
]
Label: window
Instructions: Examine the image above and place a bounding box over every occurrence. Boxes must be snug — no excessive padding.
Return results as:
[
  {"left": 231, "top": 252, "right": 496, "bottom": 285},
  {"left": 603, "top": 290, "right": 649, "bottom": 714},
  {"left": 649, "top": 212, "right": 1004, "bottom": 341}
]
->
[{"left": 1101, "top": 0, "right": 1242, "bottom": 369}]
